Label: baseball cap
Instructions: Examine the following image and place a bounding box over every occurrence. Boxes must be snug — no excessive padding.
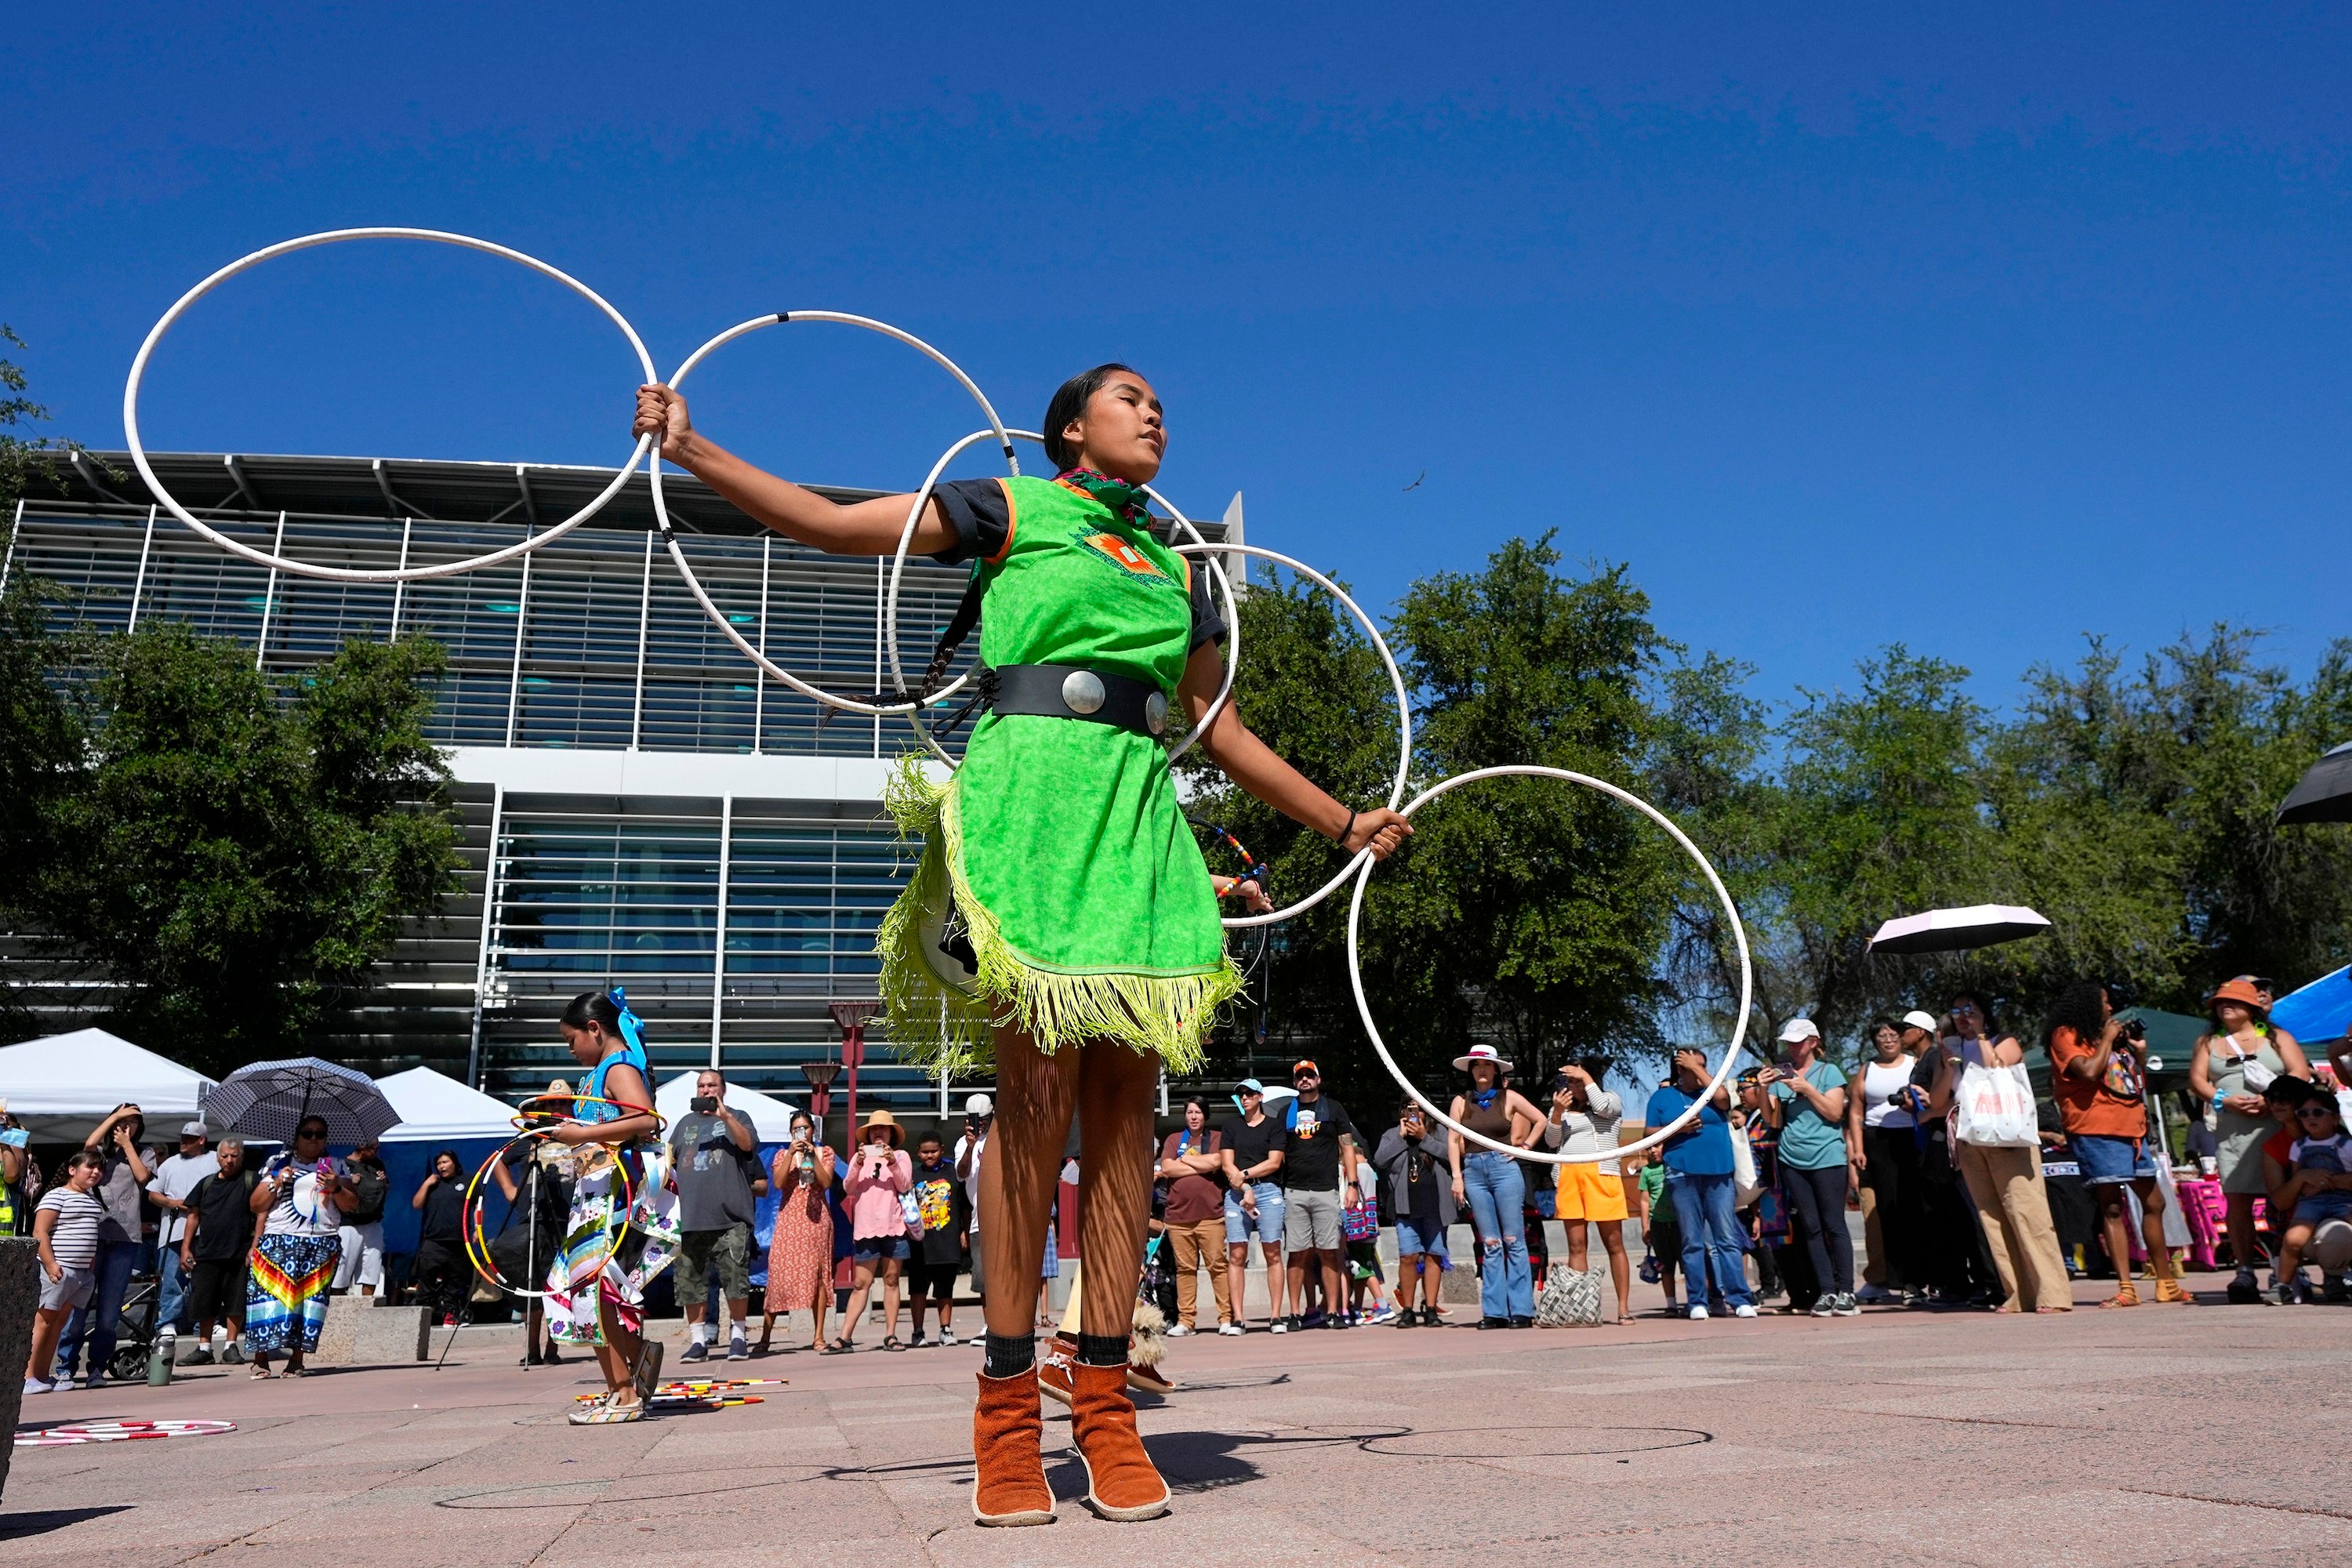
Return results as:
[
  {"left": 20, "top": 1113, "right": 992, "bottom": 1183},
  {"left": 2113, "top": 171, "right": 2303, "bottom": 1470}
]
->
[
  {"left": 1233, "top": 1078, "right": 1265, "bottom": 1097},
  {"left": 1292, "top": 1059, "right": 1320, "bottom": 1079},
  {"left": 1900, "top": 1010, "right": 1940, "bottom": 1034},
  {"left": 1777, "top": 1018, "right": 1821, "bottom": 1044},
  {"left": 180, "top": 1120, "right": 209, "bottom": 1138},
  {"left": 964, "top": 1093, "right": 994, "bottom": 1116}
]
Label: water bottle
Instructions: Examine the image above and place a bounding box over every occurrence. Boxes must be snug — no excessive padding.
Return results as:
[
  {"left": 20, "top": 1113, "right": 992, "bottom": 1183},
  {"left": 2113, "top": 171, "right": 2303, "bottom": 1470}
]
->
[{"left": 147, "top": 1329, "right": 175, "bottom": 1386}]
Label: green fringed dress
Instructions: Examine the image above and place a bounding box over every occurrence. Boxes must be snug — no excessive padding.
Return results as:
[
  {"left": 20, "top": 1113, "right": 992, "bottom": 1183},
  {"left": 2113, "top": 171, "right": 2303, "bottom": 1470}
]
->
[{"left": 877, "top": 471, "right": 1241, "bottom": 1073}]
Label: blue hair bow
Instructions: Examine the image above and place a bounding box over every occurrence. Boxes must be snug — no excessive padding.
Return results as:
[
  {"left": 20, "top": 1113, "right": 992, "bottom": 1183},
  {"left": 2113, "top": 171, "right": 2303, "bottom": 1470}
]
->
[{"left": 608, "top": 987, "right": 647, "bottom": 1054}]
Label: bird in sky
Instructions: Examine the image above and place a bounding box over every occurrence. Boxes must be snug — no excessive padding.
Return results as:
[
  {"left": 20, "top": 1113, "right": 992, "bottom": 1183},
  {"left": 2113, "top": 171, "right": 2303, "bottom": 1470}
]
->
[{"left": 1402, "top": 470, "right": 1425, "bottom": 492}]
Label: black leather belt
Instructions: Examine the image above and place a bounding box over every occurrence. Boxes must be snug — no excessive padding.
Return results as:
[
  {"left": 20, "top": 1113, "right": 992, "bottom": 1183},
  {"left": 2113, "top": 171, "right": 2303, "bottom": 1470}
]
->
[{"left": 985, "top": 663, "right": 1173, "bottom": 738}]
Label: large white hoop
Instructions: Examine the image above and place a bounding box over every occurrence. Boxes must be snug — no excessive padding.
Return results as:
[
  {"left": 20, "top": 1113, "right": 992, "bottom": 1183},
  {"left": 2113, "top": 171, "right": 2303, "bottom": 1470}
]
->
[
  {"left": 1171, "top": 543, "right": 1410, "bottom": 928},
  {"left": 122, "top": 227, "right": 657, "bottom": 583},
  {"left": 650, "top": 313, "right": 1022, "bottom": 720},
  {"left": 1346, "top": 764, "right": 1755, "bottom": 1163}
]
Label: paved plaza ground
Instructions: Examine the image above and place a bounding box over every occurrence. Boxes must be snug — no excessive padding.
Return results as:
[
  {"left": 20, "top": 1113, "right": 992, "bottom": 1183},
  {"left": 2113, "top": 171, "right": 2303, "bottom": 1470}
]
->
[{"left": 4, "top": 1268, "right": 2349, "bottom": 1567}]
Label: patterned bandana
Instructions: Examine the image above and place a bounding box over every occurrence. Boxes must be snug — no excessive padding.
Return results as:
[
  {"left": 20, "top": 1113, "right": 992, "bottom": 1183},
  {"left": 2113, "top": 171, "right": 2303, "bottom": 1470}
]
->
[{"left": 1056, "top": 467, "right": 1151, "bottom": 523}]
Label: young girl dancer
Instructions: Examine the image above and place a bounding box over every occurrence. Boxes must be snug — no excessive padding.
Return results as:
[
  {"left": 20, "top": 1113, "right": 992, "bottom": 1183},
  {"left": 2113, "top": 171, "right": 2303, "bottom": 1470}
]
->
[
  {"left": 545, "top": 989, "right": 677, "bottom": 1424},
  {"left": 634, "top": 365, "right": 1407, "bottom": 1523}
]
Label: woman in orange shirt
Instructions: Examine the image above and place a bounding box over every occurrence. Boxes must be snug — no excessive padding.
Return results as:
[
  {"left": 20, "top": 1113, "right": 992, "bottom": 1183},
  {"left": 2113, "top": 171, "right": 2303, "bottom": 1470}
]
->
[{"left": 2045, "top": 981, "right": 2187, "bottom": 1307}]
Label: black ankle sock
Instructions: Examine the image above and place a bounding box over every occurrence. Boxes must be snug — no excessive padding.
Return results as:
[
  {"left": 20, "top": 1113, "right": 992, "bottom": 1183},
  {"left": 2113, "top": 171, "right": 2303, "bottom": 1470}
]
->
[
  {"left": 1075, "top": 1331, "right": 1129, "bottom": 1368},
  {"left": 982, "top": 1333, "right": 1036, "bottom": 1378}
]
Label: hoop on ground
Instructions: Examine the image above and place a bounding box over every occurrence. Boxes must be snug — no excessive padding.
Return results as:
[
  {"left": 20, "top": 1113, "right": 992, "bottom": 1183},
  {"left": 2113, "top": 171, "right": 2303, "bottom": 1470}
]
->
[
  {"left": 650, "top": 313, "right": 1019, "bottom": 720},
  {"left": 18, "top": 1420, "right": 236, "bottom": 1445},
  {"left": 123, "top": 227, "right": 656, "bottom": 583},
  {"left": 882, "top": 432, "right": 1236, "bottom": 770},
  {"left": 1345, "top": 764, "right": 1755, "bottom": 1163},
  {"left": 1171, "top": 543, "right": 1410, "bottom": 928}
]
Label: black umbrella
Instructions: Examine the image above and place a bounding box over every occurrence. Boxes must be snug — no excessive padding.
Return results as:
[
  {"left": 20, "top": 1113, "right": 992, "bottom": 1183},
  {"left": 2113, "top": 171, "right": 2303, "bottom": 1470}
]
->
[
  {"left": 2278, "top": 741, "right": 2352, "bottom": 826},
  {"left": 1867, "top": 904, "right": 2052, "bottom": 955},
  {"left": 201, "top": 1057, "right": 400, "bottom": 1148}
]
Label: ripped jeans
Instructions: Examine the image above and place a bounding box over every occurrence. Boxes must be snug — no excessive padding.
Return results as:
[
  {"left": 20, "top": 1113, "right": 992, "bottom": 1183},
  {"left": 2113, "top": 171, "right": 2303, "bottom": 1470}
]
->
[{"left": 1461, "top": 1151, "right": 1534, "bottom": 1321}]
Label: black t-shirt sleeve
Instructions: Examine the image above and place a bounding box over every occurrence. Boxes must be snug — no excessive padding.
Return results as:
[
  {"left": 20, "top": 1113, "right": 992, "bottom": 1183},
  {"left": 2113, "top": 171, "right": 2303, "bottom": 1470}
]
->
[
  {"left": 1187, "top": 557, "right": 1228, "bottom": 652},
  {"left": 929, "top": 477, "right": 1011, "bottom": 567}
]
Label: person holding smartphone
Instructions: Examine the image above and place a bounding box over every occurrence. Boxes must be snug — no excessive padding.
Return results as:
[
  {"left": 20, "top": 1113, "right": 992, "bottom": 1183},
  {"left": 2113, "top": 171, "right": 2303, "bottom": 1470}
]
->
[
  {"left": 759, "top": 1110, "right": 837, "bottom": 1355},
  {"left": 1543, "top": 1058, "right": 1632, "bottom": 1323},
  {"left": 833, "top": 1110, "right": 915, "bottom": 1352},
  {"left": 1762, "top": 1020, "right": 1856, "bottom": 1319},
  {"left": 2046, "top": 981, "right": 2187, "bottom": 1306},
  {"left": 1373, "top": 1098, "right": 1453, "bottom": 1326},
  {"left": 669, "top": 1069, "right": 764, "bottom": 1363}
]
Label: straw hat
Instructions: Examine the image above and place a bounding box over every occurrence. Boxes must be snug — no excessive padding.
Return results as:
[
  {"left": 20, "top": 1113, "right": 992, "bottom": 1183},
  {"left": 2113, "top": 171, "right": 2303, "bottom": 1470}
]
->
[{"left": 859, "top": 1109, "right": 904, "bottom": 1146}]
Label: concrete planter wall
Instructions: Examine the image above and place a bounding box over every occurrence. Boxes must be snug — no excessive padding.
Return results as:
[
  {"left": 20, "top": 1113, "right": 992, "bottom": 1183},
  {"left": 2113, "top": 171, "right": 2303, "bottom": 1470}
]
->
[{"left": 0, "top": 1237, "right": 39, "bottom": 1500}]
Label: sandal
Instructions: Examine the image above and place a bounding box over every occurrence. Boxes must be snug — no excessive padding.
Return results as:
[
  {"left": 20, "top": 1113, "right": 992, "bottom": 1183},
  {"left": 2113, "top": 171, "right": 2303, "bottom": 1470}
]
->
[
  {"left": 820, "top": 1338, "right": 855, "bottom": 1356},
  {"left": 883, "top": 1337, "right": 906, "bottom": 1352},
  {"left": 2153, "top": 1277, "right": 2197, "bottom": 1305},
  {"left": 2097, "top": 1288, "right": 2141, "bottom": 1309},
  {"left": 249, "top": 1363, "right": 274, "bottom": 1380},
  {"left": 568, "top": 1396, "right": 643, "bottom": 1425}
]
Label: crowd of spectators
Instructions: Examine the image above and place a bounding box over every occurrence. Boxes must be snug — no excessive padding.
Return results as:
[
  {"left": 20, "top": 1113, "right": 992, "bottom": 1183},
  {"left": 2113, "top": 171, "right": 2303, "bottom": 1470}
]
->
[{"left": 11, "top": 974, "right": 2350, "bottom": 1398}]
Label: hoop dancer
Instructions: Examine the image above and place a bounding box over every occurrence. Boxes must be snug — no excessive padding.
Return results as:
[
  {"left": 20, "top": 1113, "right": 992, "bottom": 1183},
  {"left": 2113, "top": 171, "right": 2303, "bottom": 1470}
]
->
[
  {"left": 543, "top": 989, "right": 678, "bottom": 1425},
  {"left": 633, "top": 366, "right": 1408, "bottom": 1523}
]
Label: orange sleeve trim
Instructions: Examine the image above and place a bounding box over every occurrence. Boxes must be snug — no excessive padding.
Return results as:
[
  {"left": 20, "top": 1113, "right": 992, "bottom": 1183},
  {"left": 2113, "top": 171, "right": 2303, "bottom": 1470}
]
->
[{"left": 987, "top": 477, "right": 1017, "bottom": 564}]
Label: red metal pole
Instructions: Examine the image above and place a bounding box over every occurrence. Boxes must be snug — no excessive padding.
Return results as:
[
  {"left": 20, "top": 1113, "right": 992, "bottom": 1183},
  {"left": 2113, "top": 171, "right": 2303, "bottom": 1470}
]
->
[{"left": 842, "top": 1022, "right": 866, "bottom": 1139}]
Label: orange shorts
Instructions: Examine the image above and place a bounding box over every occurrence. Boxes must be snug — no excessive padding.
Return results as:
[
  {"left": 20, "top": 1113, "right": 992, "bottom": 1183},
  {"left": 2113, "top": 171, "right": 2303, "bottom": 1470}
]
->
[{"left": 1554, "top": 1160, "right": 1630, "bottom": 1222}]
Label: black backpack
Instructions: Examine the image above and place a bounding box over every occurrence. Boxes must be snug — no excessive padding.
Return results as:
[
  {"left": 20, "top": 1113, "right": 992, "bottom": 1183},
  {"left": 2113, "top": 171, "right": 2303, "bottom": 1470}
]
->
[{"left": 344, "top": 1161, "right": 389, "bottom": 1226}]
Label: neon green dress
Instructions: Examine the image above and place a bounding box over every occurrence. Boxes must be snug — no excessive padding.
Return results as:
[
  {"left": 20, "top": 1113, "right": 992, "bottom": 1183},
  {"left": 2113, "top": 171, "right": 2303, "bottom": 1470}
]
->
[{"left": 877, "top": 472, "right": 1241, "bottom": 1073}]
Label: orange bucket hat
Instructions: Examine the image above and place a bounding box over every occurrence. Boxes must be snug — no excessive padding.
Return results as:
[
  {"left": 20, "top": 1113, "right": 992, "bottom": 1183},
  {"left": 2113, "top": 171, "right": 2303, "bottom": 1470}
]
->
[{"left": 2207, "top": 978, "right": 2268, "bottom": 1017}]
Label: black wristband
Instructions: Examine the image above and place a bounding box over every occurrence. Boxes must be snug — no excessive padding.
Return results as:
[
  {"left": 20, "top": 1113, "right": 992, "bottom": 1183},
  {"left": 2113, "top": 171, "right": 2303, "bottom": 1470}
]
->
[{"left": 1338, "top": 808, "right": 1357, "bottom": 847}]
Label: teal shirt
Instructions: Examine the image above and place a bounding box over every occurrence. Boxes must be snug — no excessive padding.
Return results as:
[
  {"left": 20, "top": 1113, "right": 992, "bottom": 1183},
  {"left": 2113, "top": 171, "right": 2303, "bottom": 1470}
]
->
[{"left": 1769, "top": 1062, "right": 1850, "bottom": 1171}]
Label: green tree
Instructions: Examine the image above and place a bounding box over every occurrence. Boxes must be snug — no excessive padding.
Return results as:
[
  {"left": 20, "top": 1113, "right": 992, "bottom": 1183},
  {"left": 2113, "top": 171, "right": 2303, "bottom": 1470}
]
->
[
  {"left": 0, "top": 325, "right": 78, "bottom": 519},
  {"left": 15, "top": 626, "right": 462, "bottom": 1074}
]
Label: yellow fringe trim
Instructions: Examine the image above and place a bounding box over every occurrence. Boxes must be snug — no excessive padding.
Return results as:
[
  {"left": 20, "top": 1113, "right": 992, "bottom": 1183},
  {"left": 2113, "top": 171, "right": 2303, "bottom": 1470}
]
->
[{"left": 877, "top": 755, "right": 1241, "bottom": 1074}]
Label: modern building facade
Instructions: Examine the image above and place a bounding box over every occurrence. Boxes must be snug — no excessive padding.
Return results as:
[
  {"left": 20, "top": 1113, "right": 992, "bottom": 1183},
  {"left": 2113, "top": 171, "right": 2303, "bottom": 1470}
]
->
[{"left": 5, "top": 450, "right": 1236, "bottom": 1114}]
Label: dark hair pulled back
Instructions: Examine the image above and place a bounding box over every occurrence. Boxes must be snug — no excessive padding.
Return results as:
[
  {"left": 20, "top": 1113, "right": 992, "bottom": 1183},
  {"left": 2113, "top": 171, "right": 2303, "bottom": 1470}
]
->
[
  {"left": 1043, "top": 363, "right": 1141, "bottom": 472},
  {"left": 561, "top": 990, "right": 623, "bottom": 1036}
]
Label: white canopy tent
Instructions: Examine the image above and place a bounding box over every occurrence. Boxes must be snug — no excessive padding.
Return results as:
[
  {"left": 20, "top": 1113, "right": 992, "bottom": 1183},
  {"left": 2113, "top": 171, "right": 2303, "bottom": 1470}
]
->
[
  {"left": 653, "top": 1072, "right": 800, "bottom": 1143},
  {"left": 376, "top": 1066, "right": 521, "bottom": 1142},
  {"left": 0, "top": 1029, "right": 216, "bottom": 1142}
]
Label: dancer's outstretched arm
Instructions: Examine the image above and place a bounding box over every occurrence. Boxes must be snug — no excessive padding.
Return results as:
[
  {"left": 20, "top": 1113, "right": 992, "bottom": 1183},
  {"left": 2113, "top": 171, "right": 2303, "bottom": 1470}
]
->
[
  {"left": 633, "top": 385, "right": 954, "bottom": 557},
  {"left": 1178, "top": 641, "right": 1411, "bottom": 859}
]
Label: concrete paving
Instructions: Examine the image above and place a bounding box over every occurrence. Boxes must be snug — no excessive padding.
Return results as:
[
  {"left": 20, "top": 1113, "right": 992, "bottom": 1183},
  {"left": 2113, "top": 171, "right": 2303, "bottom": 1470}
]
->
[{"left": 5, "top": 1269, "right": 2350, "bottom": 1567}]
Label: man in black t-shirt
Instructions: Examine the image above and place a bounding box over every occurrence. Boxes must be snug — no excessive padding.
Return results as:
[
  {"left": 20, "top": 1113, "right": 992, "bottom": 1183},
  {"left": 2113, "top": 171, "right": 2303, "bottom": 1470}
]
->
[
  {"left": 1279, "top": 1060, "right": 1359, "bottom": 1331},
  {"left": 1218, "top": 1081, "right": 1290, "bottom": 1330},
  {"left": 178, "top": 1137, "right": 255, "bottom": 1365}
]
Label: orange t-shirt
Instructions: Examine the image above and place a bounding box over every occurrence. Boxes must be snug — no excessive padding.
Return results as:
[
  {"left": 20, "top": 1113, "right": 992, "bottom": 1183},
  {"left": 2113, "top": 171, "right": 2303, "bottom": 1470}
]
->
[{"left": 2048, "top": 1025, "right": 2147, "bottom": 1138}]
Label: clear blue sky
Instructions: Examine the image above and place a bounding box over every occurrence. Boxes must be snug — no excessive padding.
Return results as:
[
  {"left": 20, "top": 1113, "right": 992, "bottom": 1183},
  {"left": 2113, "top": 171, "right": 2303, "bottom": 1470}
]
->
[{"left": 9, "top": 3, "right": 2350, "bottom": 714}]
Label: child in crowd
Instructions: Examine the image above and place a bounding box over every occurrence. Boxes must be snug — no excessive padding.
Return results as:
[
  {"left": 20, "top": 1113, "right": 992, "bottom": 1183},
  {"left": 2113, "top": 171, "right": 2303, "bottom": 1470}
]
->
[
  {"left": 2270, "top": 1091, "right": 2352, "bottom": 1304},
  {"left": 1632, "top": 1150, "right": 1680, "bottom": 1315}
]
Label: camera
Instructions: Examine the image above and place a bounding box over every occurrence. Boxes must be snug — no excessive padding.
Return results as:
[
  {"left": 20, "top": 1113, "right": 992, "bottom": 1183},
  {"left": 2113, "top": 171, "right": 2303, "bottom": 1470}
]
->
[
  {"left": 2117, "top": 1019, "right": 2146, "bottom": 1045},
  {"left": 691, "top": 1094, "right": 719, "bottom": 1115},
  {"left": 1548, "top": 1071, "right": 1575, "bottom": 1098}
]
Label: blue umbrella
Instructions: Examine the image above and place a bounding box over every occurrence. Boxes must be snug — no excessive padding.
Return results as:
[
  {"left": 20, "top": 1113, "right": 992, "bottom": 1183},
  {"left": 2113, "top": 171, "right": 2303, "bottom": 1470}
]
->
[
  {"left": 2271, "top": 966, "right": 2352, "bottom": 1047},
  {"left": 202, "top": 1057, "right": 401, "bottom": 1148}
]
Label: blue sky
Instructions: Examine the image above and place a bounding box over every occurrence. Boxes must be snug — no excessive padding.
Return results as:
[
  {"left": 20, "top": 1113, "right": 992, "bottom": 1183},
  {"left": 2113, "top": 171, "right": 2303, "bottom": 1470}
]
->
[{"left": 9, "top": 3, "right": 2352, "bottom": 717}]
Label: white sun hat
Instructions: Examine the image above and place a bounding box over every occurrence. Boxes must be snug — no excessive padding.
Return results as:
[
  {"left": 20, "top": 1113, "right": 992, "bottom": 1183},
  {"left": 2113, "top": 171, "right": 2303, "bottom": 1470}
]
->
[{"left": 1451, "top": 1043, "right": 1515, "bottom": 1073}]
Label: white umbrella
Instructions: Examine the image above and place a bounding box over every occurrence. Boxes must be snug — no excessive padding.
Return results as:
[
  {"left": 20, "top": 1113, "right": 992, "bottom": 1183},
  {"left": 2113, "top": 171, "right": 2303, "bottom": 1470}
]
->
[{"left": 1867, "top": 904, "right": 2052, "bottom": 956}]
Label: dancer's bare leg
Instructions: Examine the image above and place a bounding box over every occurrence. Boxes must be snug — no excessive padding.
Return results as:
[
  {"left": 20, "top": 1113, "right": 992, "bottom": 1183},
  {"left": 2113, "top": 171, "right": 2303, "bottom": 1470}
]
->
[
  {"left": 980, "top": 1026, "right": 1080, "bottom": 1339},
  {"left": 1076, "top": 1040, "right": 1157, "bottom": 1336}
]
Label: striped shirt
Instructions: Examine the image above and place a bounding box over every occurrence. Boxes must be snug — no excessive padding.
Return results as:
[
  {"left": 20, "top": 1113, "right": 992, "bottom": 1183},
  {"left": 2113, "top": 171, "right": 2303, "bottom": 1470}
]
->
[{"left": 36, "top": 1188, "right": 104, "bottom": 1271}]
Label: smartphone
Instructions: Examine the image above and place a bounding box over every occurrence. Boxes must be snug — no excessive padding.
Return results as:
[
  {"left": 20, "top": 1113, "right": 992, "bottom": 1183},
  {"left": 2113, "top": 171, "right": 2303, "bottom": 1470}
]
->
[{"left": 691, "top": 1095, "right": 719, "bottom": 1115}]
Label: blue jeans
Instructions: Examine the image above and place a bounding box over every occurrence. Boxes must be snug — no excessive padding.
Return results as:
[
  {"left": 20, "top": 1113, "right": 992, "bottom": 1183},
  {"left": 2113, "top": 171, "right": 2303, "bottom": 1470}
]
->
[
  {"left": 156, "top": 1242, "right": 189, "bottom": 1333},
  {"left": 1666, "top": 1171, "right": 1752, "bottom": 1311},
  {"left": 53, "top": 1239, "right": 142, "bottom": 1381},
  {"left": 1461, "top": 1152, "right": 1534, "bottom": 1320}
]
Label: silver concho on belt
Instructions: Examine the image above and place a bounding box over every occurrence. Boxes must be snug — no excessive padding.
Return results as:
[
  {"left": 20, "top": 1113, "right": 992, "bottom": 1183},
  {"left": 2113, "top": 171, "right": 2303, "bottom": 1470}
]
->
[
  {"left": 1144, "top": 691, "right": 1169, "bottom": 735},
  {"left": 1061, "top": 669, "right": 1106, "bottom": 715}
]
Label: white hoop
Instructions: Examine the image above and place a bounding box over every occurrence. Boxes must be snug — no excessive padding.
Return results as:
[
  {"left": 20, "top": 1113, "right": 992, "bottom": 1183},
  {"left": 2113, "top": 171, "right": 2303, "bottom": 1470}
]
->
[
  {"left": 1346, "top": 764, "right": 1755, "bottom": 1164},
  {"left": 882, "top": 434, "right": 1238, "bottom": 771},
  {"left": 1171, "top": 543, "right": 1411, "bottom": 928},
  {"left": 122, "top": 227, "right": 656, "bottom": 583},
  {"left": 650, "top": 313, "right": 1022, "bottom": 722}
]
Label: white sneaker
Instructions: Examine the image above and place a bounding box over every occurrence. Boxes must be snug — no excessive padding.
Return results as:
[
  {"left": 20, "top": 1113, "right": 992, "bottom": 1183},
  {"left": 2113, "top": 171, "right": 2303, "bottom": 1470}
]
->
[
  {"left": 936, "top": 1328, "right": 956, "bottom": 1346},
  {"left": 1686, "top": 1305, "right": 1709, "bottom": 1321},
  {"left": 1217, "top": 1323, "right": 1244, "bottom": 1336},
  {"left": 22, "top": 1377, "right": 52, "bottom": 1395},
  {"left": 1733, "top": 1304, "right": 1758, "bottom": 1318},
  {"left": 1165, "top": 1323, "right": 1191, "bottom": 1338}
]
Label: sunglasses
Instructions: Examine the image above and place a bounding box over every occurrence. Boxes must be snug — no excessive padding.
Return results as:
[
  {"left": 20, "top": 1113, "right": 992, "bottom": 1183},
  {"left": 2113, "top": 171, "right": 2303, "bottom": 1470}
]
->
[
  {"left": 2296, "top": 1105, "right": 2338, "bottom": 1119},
  {"left": 296, "top": 1127, "right": 328, "bottom": 1140}
]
